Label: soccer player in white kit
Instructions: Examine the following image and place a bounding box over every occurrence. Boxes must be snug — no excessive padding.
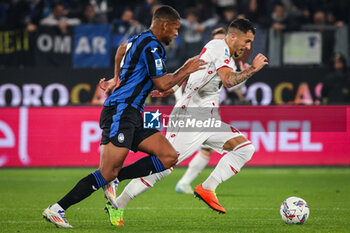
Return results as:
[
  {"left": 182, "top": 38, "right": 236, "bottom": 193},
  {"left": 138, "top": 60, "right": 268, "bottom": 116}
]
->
[
  {"left": 175, "top": 26, "right": 251, "bottom": 194},
  {"left": 105, "top": 18, "right": 268, "bottom": 226}
]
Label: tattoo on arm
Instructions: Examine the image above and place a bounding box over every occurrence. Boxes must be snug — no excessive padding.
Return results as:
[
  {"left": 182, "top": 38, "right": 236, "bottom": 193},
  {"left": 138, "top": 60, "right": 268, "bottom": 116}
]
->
[{"left": 227, "top": 66, "right": 256, "bottom": 87}]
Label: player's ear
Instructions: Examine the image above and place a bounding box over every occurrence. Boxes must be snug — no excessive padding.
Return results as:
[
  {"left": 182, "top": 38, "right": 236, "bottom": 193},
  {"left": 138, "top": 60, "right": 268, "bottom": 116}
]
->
[
  {"left": 230, "top": 32, "right": 238, "bottom": 40},
  {"left": 227, "top": 32, "right": 235, "bottom": 44},
  {"left": 162, "top": 21, "right": 168, "bottom": 32}
]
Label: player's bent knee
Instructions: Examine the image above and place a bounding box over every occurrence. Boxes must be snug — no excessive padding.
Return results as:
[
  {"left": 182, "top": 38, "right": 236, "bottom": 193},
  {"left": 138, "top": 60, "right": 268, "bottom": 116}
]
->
[
  {"left": 99, "top": 170, "right": 115, "bottom": 183},
  {"left": 160, "top": 151, "right": 178, "bottom": 168},
  {"left": 223, "top": 136, "right": 249, "bottom": 151},
  {"left": 236, "top": 144, "right": 255, "bottom": 163},
  {"left": 244, "top": 144, "right": 255, "bottom": 162},
  {"left": 99, "top": 166, "right": 121, "bottom": 183}
]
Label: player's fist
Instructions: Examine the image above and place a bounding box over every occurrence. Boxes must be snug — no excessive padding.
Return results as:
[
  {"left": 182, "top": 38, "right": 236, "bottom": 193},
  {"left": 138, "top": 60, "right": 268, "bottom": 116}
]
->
[
  {"left": 151, "top": 90, "right": 165, "bottom": 97},
  {"left": 150, "top": 89, "right": 172, "bottom": 98},
  {"left": 251, "top": 53, "right": 268, "bottom": 72},
  {"left": 99, "top": 77, "right": 118, "bottom": 97}
]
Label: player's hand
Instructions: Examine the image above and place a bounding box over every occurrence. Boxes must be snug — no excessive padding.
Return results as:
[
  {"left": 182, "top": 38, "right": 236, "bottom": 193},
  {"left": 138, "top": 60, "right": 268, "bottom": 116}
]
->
[
  {"left": 251, "top": 53, "right": 268, "bottom": 72},
  {"left": 183, "top": 56, "right": 207, "bottom": 75},
  {"left": 99, "top": 77, "right": 117, "bottom": 97},
  {"left": 151, "top": 90, "right": 171, "bottom": 98}
]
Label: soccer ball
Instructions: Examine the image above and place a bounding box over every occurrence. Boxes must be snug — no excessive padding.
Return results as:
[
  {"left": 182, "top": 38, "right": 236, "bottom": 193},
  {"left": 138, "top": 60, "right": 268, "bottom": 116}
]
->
[{"left": 280, "top": 196, "right": 310, "bottom": 224}]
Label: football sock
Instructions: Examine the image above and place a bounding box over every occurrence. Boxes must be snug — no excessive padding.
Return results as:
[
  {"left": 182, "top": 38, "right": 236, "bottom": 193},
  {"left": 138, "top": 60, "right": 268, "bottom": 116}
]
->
[
  {"left": 117, "top": 155, "right": 165, "bottom": 181},
  {"left": 178, "top": 151, "right": 209, "bottom": 185},
  {"left": 116, "top": 189, "right": 133, "bottom": 209},
  {"left": 201, "top": 176, "right": 219, "bottom": 191},
  {"left": 57, "top": 170, "right": 106, "bottom": 210},
  {"left": 117, "top": 169, "right": 172, "bottom": 209},
  {"left": 202, "top": 142, "right": 255, "bottom": 191}
]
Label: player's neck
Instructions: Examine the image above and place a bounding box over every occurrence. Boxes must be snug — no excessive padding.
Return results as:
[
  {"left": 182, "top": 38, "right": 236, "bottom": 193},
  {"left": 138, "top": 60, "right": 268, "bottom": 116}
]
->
[
  {"left": 150, "top": 26, "right": 162, "bottom": 41},
  {"left": 224, "top": 38, "right": 235, "bottom": 57}
]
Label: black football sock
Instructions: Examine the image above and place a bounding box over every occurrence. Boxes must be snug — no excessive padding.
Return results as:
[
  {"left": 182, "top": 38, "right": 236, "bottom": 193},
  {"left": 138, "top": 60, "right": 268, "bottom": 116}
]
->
[
  {"left": 117, "top": 155, "right": 165, "bottom": 181},
  {"left": 57, "top": 170, "right": 106, "bottom": 210}
]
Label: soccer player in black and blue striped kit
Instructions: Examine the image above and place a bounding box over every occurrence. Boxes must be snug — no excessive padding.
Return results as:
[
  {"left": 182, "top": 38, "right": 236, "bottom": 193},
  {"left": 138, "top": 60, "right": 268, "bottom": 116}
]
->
[{"left": 43, "top": 5, "right": 206, "bottom": 228}]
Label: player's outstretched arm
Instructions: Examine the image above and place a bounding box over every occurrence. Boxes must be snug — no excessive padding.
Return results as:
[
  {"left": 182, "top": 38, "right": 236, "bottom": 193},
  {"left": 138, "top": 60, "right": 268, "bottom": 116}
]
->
[
  {"left": 99, "top": 41, "right": 128, "bottom": 96},
  {"left": 218, "top": 53, "right": 268, "bottom": 88},
  {"left": 152, "top": 56, "right": 207, "bottom": 92},
  {"left": 150, "top": 89, "right": 173, "bottom": 98},
  {"left": 150, "top": 79, "right": 186, "bottom": 98}
]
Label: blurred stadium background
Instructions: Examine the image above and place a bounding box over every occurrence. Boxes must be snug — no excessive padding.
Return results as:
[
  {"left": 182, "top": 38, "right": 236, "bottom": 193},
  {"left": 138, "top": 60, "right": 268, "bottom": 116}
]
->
[{"left": 0, "top": 0, "right": 350, "bottom": 231}]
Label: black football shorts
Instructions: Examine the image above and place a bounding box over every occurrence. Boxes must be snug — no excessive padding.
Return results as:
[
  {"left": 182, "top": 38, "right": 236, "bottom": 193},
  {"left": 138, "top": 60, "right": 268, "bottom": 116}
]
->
[{"left": 100, "top": 103, "right": 159, "bottom": 152}]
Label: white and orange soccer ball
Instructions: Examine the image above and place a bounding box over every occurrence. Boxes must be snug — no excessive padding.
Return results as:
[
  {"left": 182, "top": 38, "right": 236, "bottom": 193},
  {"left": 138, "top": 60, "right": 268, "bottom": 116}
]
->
[{"left": 280, "top": 196, "right": 310, "bottom": 224}]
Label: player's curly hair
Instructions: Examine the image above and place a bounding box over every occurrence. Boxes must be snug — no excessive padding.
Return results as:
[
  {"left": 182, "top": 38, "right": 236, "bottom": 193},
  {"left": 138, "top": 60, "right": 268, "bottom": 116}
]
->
[
  {"left": 228, "top": 18, "right": 255, "bottom": 35},
  {"left": 153, "top": 5, "right": 180, "bottom": 22}
]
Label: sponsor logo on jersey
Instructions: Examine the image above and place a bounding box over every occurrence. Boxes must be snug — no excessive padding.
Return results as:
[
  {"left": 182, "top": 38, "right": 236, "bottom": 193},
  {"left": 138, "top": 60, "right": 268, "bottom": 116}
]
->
[
  {"left": 224, "top": 59, "right": 230, "bottom": 64},
  {"left": 151, "top": 48, "right": 158, "bottom": 53},
  {"left": 155, "top": 59, "right": 163, "bottom": 71}
]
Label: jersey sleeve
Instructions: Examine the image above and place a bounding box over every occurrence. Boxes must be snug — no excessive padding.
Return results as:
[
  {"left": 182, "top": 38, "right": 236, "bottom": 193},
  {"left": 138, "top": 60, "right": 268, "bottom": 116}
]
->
[
  {"left": 143, "top": 41, "right": 167, "bottom": 78},
  {"left": 208, "top": 42, "right": 236, "bottom": 71}
]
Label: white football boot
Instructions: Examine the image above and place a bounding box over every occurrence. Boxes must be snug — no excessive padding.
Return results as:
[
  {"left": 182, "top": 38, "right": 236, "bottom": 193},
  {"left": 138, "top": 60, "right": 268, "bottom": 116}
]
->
[
  {"left": 102, "top": 178, "right": 119, "bottom": 209},
  {"left": 42, "top": 205, "right": 72, "bottom": 228},
  {"left": 175, "top": 183, "right": 194, "bottom": 194}
]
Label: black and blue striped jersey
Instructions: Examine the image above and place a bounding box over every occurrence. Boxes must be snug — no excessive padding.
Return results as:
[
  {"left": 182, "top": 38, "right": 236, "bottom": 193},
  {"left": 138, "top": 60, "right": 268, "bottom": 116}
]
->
[{"left": 104, "top": 30, "right": 167, "bottom": 111}]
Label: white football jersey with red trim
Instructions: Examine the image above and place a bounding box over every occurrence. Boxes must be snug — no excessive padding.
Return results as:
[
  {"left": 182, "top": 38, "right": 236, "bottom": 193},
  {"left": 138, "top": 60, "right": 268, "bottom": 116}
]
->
[{"left": 177, "top": 39, "right": 236, "bottom": 108}]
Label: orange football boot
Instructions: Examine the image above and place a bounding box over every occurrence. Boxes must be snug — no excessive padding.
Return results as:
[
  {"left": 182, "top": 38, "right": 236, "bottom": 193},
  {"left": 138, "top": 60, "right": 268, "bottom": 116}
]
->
[{"left": 194, "top": 184, "right": 226, "bottom": 214}]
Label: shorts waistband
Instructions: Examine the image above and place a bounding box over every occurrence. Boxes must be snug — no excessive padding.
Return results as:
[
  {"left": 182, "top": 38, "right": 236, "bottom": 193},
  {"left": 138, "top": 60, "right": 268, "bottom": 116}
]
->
[
  {"left": 104, "top": 101, "right": 143, "bottom": 113},
  {"left": 105, "top": 100, "right": 125, "bottom": 106}
]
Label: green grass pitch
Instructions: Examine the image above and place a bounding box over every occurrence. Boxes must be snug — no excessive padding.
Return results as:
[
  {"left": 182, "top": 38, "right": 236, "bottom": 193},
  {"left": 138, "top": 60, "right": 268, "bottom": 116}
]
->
[{"left": 1, "top": 167, "right": 350, "bottom": 232}]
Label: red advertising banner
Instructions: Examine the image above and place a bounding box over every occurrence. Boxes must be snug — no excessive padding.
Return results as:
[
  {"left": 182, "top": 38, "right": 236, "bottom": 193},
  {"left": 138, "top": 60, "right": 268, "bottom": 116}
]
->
[{"left": 0, "top": 106, "right": 349, "bottom": 167}]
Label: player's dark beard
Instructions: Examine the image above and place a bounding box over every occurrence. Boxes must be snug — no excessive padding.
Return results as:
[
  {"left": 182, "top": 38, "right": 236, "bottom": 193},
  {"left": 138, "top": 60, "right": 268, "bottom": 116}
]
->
[{"left": 164, "top": 37, "right": 172, "bottom": 45}]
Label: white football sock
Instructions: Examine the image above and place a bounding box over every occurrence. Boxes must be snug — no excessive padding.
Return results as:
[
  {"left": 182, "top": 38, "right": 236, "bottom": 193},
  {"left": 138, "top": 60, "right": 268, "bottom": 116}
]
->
[
  {"left": 115, "top": 190, "right": 132, "bottom": 209},
  {"left": 178, "top": 151, "right": 210, "bottom": 185},
  {"left": 202, "top": 142, "right": 255, "bottom": 191},
  {"left": 116, "top": 169, "right": 172, "bottom": 209}
]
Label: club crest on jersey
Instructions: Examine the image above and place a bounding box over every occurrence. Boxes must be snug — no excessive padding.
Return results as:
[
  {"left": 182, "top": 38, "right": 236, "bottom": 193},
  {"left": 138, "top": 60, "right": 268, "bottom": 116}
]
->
[
  {"left": 155, "top": 59, "right": 163, "bottom": 71},
  {"left": 224, "top": 59, "right": 230, "bottom": 64}
]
